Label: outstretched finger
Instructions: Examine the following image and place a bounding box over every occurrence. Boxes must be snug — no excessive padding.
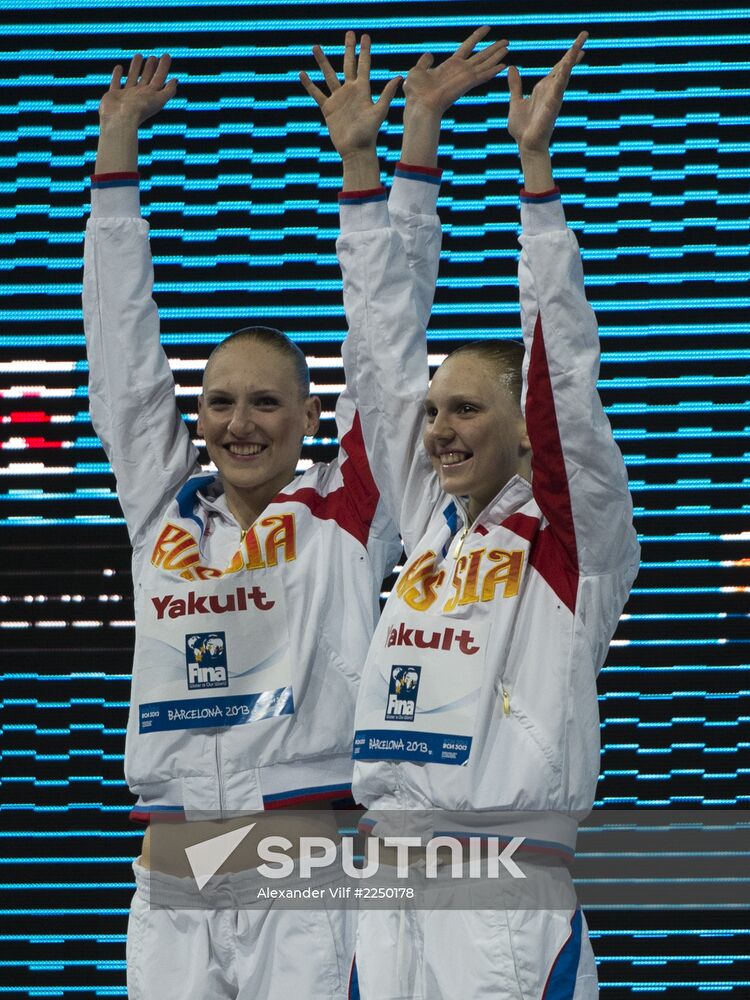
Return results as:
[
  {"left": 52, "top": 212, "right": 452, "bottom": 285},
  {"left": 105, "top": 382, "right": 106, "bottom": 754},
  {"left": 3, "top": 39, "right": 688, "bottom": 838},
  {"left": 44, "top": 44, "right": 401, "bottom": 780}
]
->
[
  {"left": 109, "top": 64, "right": 124, "bottom": 92},
  {"left": 299, "top": 70, "right": 327, "bottom": 108},
  {"left": 140, "top": 55, "right": 159, "bottom": 86},
  {"left": 374, "top": 73, "right": 403, "bottom": 112},
  {"left": 547, "top": 36, "right": 587, "bottom": 93},
  {"left": 414, "top": 51, "right": 434, "bottom": 71},
  {"left": 507, "top": 64, "right": 523, "bottom": 103},
  {"left": 151, "top": 54, "right": 172, "bottom": 90},
  {"left": 162, "top": 77, "right": 178, "bottom": 102},
  {"left": 312, "top": 44, "right": 341, "bottom": 93},
  {"left": 343, "top": 30, "right": 357, "bottom": 81},
  {"left": 471, "top": 38, "right": 509, "bottom": 67},
  {"left": 455, "top": 25, "right": 491, "bottom": 59},
  {"left": 570, "top": 30, "right": 589, "bottom": 55},
  {"left": 357, "top": 33, "right": 372, "bottom": 81},
  {"left": 555, "top": 31, "right": 588, "bottom": 76},
  {"left": 124, "top": 54, "right": 143, "bottom": 88},
  {"left": 474, "top": 58, "right": 509, "bottom": 86}
]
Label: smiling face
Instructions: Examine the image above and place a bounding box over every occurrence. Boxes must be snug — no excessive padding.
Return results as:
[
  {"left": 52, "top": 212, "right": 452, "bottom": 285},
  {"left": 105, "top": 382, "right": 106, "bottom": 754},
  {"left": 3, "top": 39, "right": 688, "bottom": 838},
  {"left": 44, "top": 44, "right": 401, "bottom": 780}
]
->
[
  {"left": 423, "top": 351, "right": 531, "bottom": 521},
  {"left": 197, "top": 339, "right": 320, "bottom": 527}
]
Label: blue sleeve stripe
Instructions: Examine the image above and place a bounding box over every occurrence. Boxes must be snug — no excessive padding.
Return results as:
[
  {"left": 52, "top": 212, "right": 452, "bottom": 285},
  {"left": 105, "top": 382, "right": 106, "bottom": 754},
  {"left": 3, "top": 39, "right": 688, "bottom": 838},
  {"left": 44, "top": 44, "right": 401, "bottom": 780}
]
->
[
  {"left": 394, "top": 167, "right": 442, "bottom": 186},
  {"left": 90, "top": 177, "right": 140, "bottom": 190},
  {"left": 520, "top": 190, "right": 562, "bottom": 205},
  {"left": 339, "top": 191, "right": 388, "bottom": 206}
]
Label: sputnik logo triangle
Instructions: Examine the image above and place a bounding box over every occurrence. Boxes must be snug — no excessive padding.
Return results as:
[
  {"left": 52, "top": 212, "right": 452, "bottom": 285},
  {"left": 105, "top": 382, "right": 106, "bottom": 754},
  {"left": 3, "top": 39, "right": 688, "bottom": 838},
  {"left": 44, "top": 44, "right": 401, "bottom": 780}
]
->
[{"left": 184, "top": 822, "right": 256, "bottom": 890}]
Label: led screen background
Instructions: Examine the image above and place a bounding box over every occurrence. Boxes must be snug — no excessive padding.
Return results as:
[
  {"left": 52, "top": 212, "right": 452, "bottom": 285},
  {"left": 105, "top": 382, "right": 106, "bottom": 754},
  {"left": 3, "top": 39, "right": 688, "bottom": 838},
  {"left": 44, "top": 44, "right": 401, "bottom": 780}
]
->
[{"left": 1, "top": 0, "right": 748, "bottom": 994}]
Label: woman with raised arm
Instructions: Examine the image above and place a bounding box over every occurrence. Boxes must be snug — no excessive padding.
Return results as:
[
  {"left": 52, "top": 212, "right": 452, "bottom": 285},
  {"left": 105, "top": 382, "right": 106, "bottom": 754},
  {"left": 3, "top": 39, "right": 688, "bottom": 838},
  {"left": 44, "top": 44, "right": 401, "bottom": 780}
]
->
[
  {"left": 86, "top": 38, "right": 511, "bottom": 997},
  {"left": 307, "top": 31, "right": 640, "bottom": 999},
  {"left": 84, "top": 52, "right": 411, "bottom": 999}
]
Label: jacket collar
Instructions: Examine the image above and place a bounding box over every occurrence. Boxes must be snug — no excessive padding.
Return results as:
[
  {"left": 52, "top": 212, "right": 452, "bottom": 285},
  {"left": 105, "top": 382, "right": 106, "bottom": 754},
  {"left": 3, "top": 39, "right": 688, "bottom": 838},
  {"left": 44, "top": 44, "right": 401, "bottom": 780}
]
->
[{"left": 455, "top": 473, "right": 533, "bottom": 534}]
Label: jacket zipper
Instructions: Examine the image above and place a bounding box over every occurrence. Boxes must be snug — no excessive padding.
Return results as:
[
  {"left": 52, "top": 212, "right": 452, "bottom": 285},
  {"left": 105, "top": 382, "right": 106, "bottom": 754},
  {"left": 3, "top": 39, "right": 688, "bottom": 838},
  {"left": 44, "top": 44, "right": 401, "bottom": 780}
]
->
[
  {"left": 215, "top": 732, "right": 224, "bottom": 814},
  {"left": 453, "top": 497, "right": 518, "bottom": 719},
  {"left": 215, "top": 522, "right": 250, "bottom": 815},
  {"left": 452, "top": 525, "right": 470, "bottom": 558},
  {"left": 452, "top": 498, "right": 473, "bottom": 558}
]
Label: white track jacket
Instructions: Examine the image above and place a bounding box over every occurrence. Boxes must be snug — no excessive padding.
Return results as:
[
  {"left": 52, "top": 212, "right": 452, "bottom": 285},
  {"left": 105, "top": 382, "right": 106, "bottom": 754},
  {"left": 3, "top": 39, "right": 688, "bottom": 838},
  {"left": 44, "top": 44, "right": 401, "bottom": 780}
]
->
[
  {"left": 83, "top": 175, "right": 416, "bottom": 820},
  {"left": 338, "top": 179, "right": 640, "bottom": 855}
]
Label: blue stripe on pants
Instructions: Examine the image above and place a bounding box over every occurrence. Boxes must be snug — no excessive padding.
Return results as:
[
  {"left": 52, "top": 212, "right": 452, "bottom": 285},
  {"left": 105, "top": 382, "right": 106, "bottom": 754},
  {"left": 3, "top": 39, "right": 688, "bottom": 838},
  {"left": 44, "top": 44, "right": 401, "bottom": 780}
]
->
[
  {"left": 349, "top": 957, "right": 360, "bottom": 1000},
  {"left": 544, "top": 909, "right": 582, "bottom": 1000}
]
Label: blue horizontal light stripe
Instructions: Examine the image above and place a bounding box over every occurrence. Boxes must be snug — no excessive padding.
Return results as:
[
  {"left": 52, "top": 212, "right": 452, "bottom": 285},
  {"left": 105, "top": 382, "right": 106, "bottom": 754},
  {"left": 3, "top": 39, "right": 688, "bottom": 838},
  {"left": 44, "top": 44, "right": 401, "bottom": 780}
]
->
[
  {"left": 0, "top": 20, "right": 748, "bottom": 38},
  {"left": 3, "top": 324, "right": 750, "bottom": 348},
  {"left": 0, "top": 1, "right": 744, "bottom": 18}
]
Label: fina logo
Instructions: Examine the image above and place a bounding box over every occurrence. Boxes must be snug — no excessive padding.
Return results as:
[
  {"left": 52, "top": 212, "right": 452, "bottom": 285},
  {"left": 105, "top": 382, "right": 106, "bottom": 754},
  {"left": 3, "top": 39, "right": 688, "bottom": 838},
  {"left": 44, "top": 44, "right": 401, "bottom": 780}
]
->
[
  {"left": 385, "top": 665, "right": 421, "bottom": 722},
  {"left": 185, "top": 632, "right": 229, "bottom": 690}
]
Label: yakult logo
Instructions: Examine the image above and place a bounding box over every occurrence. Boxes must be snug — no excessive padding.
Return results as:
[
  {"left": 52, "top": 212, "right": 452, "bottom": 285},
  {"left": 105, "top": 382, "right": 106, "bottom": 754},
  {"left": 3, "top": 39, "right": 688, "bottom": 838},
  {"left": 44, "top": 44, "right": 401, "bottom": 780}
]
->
[
  {"left": 151, "top": 586, "right": 275, "bottom": 621},
  {"left": 385, "top": 622, "right": 480, "bottom": 655}
]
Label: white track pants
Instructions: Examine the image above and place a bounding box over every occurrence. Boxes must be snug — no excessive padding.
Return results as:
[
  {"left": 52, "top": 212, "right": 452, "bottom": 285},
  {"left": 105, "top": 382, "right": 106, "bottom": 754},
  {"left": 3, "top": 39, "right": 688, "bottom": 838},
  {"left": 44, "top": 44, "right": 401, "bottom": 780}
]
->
[{"left": 127, "top": 862, "right": 357, "bottom": 999}]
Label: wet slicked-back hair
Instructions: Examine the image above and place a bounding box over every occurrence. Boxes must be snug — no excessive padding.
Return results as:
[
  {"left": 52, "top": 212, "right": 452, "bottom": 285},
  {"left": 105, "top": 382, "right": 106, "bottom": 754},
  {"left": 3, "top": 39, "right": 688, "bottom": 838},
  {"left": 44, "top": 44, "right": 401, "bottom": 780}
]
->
[
  {"left": 444, "top": 339, "right": 524, "bottom": 408},
  {"left": 204, "top": 326, "right": 311, "bottom": 398}
]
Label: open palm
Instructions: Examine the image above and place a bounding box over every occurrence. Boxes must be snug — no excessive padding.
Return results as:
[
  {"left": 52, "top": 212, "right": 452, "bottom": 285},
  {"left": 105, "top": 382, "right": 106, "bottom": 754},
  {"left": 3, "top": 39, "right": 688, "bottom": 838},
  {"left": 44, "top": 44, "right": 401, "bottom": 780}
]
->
[
  {"left": 507, "top": 32, "right": 587, "bottom": 154},
  {"left": 300, "top": 32, "right": 401, "bottom": 160},
  {"left": 404, "top": 26, "right": 508, "bottom": 115},
  {"left": 99, "top": 54, "right": 177, "bottom": 127}
]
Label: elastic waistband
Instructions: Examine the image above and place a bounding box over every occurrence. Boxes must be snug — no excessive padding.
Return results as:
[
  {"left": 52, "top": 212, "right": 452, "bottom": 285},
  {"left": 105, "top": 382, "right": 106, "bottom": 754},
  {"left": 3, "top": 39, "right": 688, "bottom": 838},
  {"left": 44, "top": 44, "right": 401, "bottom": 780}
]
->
[
  {"left": 132, "top": 858, "right": 345, "bottom": 910},
  {"left": 358, "top": 810, "right": 580, "bottom": 861}
]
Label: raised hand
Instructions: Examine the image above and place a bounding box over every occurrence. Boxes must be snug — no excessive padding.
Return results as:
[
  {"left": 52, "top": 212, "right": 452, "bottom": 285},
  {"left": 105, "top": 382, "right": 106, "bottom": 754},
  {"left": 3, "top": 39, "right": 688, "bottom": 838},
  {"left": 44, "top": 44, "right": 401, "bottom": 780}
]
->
[
  {"left": 507, "top": 32, "right": 587, "bottom": 156},
  {"left": 403, "top": 26, "right": 508, "bottom": 117},
  {"left": 94, "top": 54, "right": 177, "bottom": 174},
  {"left": 99, "top": 54, "right": 177, "bottom": 127},
  {"left": 400, "top": 27, "right": 507, "bottom": 170},
  {"left": 300, "top": 32, "right": 402, "bottom": 163}
]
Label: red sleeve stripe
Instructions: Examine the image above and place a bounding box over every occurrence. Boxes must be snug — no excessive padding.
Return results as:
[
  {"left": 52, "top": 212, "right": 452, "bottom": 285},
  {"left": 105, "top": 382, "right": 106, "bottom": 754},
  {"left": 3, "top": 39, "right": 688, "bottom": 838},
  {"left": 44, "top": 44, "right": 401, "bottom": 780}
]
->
[
  {"left": 90, "top": 171, "right": 140, "bottom": 188},
  {"left": 338, "top": 186, "right": 387, "bottom": 205},
  {"left": 500, "top": 511, "right": 539, "bottom": 543},
  {"left": 283, "top": 411, "right": 380, "bottom": 548},
  {"left": 525, "top": 313, "right": 579, "bottom": 613},
  {"left": 394, "top": 161, "right": 443, "bottom": 184},
  {"left": 520, "top": 186, "right": 561, "bottom": 204},
  {"left": 501, "top": 511, "right": 577, "bottom": 612},
  {"left": 529, "top": 529, "right": 578, "bottom": 614}
]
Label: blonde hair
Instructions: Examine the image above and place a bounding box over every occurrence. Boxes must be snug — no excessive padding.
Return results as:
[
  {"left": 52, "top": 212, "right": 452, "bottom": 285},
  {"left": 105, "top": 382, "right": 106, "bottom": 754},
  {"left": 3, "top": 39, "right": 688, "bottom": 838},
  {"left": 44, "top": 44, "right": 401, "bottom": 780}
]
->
[
  {"left": 204, "top": 326, "right": 310, "bottom": 397},
  {"left": 444, "top": 340, "right": 524, "bottom": 405}
]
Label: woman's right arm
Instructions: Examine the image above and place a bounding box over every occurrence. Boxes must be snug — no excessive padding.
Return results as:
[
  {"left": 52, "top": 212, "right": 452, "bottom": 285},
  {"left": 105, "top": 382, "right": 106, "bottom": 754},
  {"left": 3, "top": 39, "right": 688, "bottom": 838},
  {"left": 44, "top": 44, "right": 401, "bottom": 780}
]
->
[
  {"left": 84, "top": 56, "right": 199, "bottom": 545},
  {"left": 302, "top": 31, "right": 507, "bottom": 551},
  {"left": 301, "top": 32, "right": 432, "bottom": 552}
]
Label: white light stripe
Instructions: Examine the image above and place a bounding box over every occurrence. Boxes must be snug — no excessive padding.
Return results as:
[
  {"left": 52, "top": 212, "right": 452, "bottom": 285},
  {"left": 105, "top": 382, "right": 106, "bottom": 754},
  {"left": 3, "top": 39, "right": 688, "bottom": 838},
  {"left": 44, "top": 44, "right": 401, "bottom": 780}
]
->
[
  {"left": 0, "top": 361, "right": 77, "bottom": 372},
  {"left": 2, "top": 387, "right": 78, "bottom": 398},
  {"left": 1, "top": 465, "right": 77, "bottom": 475}
]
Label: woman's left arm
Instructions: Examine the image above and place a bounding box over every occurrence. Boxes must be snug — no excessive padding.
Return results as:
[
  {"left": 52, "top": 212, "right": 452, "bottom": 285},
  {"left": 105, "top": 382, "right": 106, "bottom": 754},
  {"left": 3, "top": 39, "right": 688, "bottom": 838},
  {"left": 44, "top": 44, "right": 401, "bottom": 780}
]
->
[{"left": 511, "top": 35, "right": 640, "bottom": 582}]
